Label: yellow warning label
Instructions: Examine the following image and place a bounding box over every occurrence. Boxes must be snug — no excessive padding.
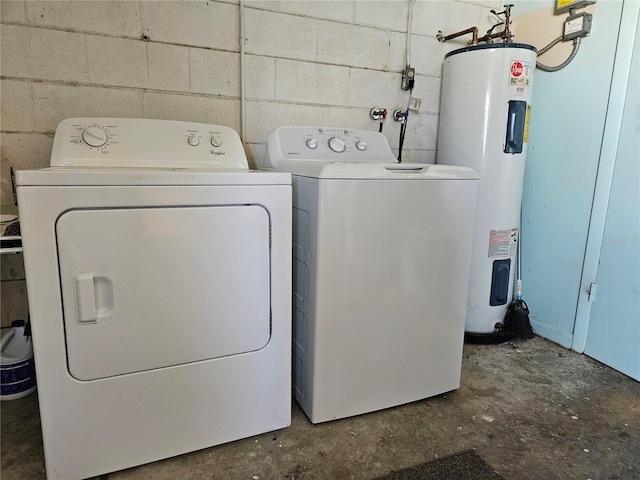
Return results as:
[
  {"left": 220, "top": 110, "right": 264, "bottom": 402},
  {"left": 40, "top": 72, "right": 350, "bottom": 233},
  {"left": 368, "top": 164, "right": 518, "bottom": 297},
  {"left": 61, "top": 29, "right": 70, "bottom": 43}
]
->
[
  {"left": 524, "top": 104, "right": 532, "bottom": 143},
  {"left": 557, "top": 0, "right": 574, "bottom": 9}
]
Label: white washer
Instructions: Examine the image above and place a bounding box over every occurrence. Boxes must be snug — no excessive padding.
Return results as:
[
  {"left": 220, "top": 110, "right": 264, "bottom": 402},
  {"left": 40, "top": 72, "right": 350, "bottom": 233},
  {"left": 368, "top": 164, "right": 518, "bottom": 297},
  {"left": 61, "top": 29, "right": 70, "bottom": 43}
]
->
[
  {"left": 15, "top": 118, "right": 292, "bottom": 480},
  {"left": 262, "top": 126, "right": 479, "bottom": 424}
]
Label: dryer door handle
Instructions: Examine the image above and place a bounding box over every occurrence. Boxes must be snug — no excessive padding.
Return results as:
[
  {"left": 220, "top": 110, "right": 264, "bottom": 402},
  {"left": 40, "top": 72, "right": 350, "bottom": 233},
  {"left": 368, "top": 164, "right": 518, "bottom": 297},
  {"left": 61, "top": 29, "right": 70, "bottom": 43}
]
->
[{"left": 74, "top": 273, "right": 97, "bottom": 324}]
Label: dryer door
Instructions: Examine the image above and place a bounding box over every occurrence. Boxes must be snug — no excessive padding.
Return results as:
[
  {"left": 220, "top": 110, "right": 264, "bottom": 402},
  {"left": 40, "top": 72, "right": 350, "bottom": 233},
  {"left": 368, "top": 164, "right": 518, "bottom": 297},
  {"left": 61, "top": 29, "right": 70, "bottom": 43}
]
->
[{"left": 56, "top": 205, "right": 271, "bottom": 381}]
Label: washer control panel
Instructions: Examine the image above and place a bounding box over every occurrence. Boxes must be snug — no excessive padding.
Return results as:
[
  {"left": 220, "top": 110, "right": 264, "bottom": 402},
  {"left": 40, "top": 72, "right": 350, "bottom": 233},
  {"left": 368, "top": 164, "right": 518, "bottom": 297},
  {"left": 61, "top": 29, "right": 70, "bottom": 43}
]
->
[
  {"left": 50, "top": 118, "right": 248, "bottom": 169},
  {"left": 269, "top": 127, "right": 396, "bottom": 164}
]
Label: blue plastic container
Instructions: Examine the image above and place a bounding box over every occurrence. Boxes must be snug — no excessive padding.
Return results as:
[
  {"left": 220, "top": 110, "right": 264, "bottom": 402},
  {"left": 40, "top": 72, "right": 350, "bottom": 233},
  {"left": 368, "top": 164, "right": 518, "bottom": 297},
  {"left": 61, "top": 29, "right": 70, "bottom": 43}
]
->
[{"left": 1, "top": 320, "right": 36, "bottom": 400}]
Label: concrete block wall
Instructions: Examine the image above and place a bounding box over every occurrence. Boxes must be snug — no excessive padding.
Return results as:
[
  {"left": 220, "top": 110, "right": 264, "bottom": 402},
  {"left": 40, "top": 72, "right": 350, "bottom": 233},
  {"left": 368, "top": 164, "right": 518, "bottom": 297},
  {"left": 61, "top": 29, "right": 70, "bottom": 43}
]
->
[
  {"left": 0, "top": 0, "right": 500, "bottom": 324},
  {"left": 1, "top": 0, "right": 501, "bottom": 169}
]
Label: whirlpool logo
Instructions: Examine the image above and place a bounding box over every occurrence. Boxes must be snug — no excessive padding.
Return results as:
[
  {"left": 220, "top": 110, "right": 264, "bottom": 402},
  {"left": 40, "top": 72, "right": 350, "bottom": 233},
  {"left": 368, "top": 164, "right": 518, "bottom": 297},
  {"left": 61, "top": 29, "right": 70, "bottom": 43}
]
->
[{"left": 210, "top": 150, "right": 226, "bottom": 156}]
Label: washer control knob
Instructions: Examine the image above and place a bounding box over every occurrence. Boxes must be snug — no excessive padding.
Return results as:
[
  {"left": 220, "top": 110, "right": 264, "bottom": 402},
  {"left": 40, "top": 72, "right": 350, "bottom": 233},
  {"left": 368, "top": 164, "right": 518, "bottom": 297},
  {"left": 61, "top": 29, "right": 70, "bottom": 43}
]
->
[
  {"left": 355, "top": 141, "right": 368, "bottom": 151},
  {"left": 187, "top": 135, "right": 200, "bottom": 146},
  {"left": 82, "top": 127, "right": 108, "bottom": 147},
  {"left": 210, "top": 135, "right": 222, "bottom": 148},
  {"left": 328, "top": 137, "right": 346, "bottom": 153},
  {"left": 306, "top": 138, "right": 318, "bottom": 149}
]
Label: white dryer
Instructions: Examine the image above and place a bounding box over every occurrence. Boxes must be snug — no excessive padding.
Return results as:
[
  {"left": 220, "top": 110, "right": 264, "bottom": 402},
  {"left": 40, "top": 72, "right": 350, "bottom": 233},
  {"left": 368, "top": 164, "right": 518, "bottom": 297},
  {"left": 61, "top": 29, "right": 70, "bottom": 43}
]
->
[
  {"left": 15, "top": 118, "right": 292, "bottom": 479},
  {"left": 262, "top": 127, "right": 479, "bottom": 424}
]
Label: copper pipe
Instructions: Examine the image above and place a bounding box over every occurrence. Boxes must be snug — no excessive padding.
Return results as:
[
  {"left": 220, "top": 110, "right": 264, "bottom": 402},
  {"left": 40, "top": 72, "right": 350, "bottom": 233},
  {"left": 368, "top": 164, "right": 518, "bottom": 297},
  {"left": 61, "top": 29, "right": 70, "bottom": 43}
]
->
[
  {"left": 436, "top": 5, "right": 514, "bottom": 46},
  {"left": 436, "top": 26, "right": 479, "bottom": 45},
  {"left": 480, "top": 4, "right": 514, "bottom": 43},
  {"left": 477, "top": 28, "right": 512, "bottom": 44}
]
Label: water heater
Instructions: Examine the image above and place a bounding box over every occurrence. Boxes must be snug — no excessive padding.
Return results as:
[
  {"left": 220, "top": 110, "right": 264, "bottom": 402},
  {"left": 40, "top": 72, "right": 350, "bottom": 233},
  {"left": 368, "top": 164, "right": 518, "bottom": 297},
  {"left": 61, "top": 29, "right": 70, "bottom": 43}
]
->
[{"left": 437, "top": 43, "right": 537, "bottom": 340}]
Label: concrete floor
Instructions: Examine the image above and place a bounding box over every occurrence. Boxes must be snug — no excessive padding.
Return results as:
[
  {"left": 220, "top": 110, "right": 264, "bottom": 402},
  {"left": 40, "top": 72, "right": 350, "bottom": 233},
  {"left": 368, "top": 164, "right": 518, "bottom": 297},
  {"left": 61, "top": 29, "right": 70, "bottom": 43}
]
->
[{"left": 2, "top": 337, "right": 639, "bottom": 480}]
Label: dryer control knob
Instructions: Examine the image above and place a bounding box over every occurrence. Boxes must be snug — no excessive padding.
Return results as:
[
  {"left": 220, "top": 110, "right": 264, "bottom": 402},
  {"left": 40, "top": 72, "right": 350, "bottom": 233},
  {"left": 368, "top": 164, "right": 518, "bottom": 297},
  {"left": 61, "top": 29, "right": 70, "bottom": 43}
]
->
[
  {"left": 187, "top": 135, "right": 200, "bottom": 146},
  {"left": 306, "top": 138, "right": 318, "bottom": 149},
  {"left": 82, "top": 127, "right": 108, "bottom": 147},
  {"left": 210, "top": 135, "right": 222, "bottom": 148},
  {"left": 328, "top": 137, "right": 346, "bottom": 153},
  {"left": 355, "top": 141, "right": 368, "bottom": 151}
]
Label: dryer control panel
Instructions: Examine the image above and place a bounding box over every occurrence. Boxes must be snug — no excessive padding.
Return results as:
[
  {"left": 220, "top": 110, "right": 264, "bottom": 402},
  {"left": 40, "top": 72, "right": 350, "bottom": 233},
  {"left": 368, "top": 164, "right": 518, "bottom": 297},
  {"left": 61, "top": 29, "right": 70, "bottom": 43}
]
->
[
  {"left": 50, "top": 118, "right": 248, "bottom": 169},
  {"left": 264, "top": 126, "right": 396, "bottom": 168}
]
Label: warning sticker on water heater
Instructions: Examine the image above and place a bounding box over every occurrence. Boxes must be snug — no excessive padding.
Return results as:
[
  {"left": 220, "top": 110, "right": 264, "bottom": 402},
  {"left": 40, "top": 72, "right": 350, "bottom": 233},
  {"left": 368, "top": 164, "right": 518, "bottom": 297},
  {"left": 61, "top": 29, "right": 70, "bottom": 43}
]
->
[
  {"left": 509, "top": 60, "right": 532, "bottom": 86},
  {"left": 488, "top": 228, "right": 518, "bottom": 258},
  {"left": 524, "top": 104, "right": 532, "bottom": 143}
]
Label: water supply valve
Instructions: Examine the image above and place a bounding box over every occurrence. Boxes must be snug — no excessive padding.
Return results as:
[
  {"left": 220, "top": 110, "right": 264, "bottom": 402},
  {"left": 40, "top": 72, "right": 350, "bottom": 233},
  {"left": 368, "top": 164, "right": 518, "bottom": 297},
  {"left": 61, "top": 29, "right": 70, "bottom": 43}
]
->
[
  {"left": 370, "top": 108, "right": 387, "bottom": 121},
  {"left": 393, "top": 109, "right": 407, "bottom": 123},
  {"left": 371, "top": 108, "right": 388, "bottom": 133}
]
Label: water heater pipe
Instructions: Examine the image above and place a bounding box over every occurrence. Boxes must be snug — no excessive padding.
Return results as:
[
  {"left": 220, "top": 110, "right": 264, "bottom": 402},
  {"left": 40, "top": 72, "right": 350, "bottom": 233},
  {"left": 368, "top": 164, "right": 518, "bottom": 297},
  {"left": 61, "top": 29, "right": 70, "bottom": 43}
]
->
[
  {"left": 436, "top": 27, "right": 479, "bottom": 45},
  {"left": 437, "top": 4, "right": 514, "bottom": 45}
]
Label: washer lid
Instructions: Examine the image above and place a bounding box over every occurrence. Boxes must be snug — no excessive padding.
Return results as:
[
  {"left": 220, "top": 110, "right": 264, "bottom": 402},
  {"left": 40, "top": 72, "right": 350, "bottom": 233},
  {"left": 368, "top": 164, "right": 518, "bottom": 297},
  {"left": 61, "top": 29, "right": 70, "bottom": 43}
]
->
[
  {"left": 267, "top": 161, "right": 478, "bottom": 180},
  {"left": 14, "top": 167, "right": 291, "bottom": 186}
]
